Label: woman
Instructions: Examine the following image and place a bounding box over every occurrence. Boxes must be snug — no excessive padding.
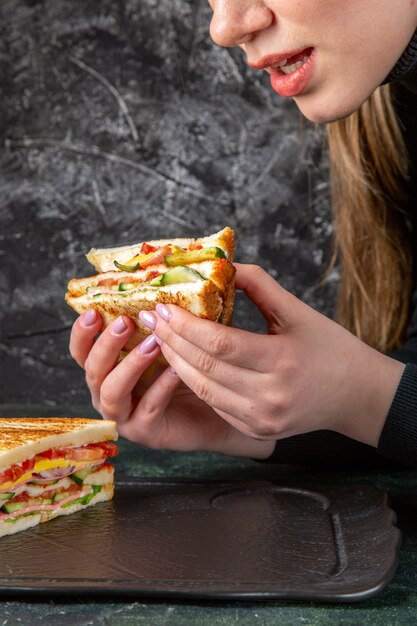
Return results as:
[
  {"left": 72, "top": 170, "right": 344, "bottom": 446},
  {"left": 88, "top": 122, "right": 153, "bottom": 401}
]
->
[{"left": 70, "top": 1, "right": 417, "bottom": 468}]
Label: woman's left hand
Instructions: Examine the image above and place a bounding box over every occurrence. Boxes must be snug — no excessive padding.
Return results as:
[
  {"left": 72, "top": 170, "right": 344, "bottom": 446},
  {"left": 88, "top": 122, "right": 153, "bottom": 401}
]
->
[{"left": 145, "top": 263, "right": 405, "bottom": 447}]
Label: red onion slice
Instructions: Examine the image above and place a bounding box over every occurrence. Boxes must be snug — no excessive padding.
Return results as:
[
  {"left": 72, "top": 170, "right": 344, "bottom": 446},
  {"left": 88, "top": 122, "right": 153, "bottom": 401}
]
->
[{"left": 35, "top": 466, "right": 75, "bottom": 480}]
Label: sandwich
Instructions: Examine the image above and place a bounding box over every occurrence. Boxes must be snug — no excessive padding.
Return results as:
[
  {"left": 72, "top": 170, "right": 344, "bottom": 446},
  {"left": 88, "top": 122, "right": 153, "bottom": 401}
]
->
[
  {"left": 65, "top": 227, "right": 236, "bottom": 352},
  {"left": 0, "top": 417, "right": 118, "bottom": 537}
]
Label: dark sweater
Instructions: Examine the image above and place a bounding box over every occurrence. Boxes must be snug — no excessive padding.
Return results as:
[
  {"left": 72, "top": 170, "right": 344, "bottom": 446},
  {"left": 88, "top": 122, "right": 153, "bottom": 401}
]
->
[{"left": 265, "top": 35, "right": 417, "bottom": 470}]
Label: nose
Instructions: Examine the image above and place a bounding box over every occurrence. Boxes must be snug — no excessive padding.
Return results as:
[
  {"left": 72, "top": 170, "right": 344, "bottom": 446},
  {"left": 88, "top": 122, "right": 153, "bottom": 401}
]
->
[{"left": 210, "top": 1, "right": 274, "bottom": 47}]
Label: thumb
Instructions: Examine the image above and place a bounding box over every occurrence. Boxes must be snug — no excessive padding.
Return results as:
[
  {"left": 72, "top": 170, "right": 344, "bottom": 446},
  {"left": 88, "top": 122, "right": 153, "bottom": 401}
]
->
[{"left": 234, "top": 263, "right": 301, "bottom": 330}]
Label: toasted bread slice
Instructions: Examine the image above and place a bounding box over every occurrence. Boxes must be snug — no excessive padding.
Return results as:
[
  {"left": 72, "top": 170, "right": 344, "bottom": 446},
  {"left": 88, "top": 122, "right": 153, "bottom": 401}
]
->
[{"left": 0, "top": 418, "right": 117, "bottom": 471}]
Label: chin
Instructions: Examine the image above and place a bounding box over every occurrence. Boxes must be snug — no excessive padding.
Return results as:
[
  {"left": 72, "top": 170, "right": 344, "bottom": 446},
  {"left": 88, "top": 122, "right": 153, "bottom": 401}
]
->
[{"left": 293, "top": 91, "right": 369, "bottom": 125}]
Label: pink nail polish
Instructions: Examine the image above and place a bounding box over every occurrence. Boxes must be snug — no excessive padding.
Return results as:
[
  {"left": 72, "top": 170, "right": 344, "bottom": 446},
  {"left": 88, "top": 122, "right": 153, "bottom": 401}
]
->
[
  {"left": 139, "top": 310, "right": 156, "bottom": 330},
  {"left": 81, "top": 309, "right": 97, "bottom": 327},
  {"left": 139, "top": 334, "right": 158, "bottom": 354},
  {"left": 153, "top": 333, "right": 163, "bottom": 346},
  {"left": 156, "top": 303, "right": 171, "bottom": 322},
  {"left": 112, "top": 316, "right": 127, "bottom": 335}
]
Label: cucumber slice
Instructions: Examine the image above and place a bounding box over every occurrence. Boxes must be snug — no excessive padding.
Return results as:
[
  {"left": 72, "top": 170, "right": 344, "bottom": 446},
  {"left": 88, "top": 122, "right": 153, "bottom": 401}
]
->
[
  {"left": 150, "top": 266, "right": 205, "bottom": 286},
  {"left": 165, "top": 247, "right": 226, "bottom": 266},
  {"left": 0, "top": 492, "right": 14, "bottom": 502},
  {"left": 53, "top": 491, "right": 70, "bottom": 503},
  {"left": 40, "top": 497, "right": 54, "bottom": 505},
  {"left": 70, "top": 469, "right": 91, "bottom": 486},
  {"left": 1, "top": 501, "right": 25, "bottom": 514},
  {"left": 149, "top": 274, "right": 163, "bottom": 286},
  {"left": 118, "top": 282, "right": 138, "bottom": 292}
]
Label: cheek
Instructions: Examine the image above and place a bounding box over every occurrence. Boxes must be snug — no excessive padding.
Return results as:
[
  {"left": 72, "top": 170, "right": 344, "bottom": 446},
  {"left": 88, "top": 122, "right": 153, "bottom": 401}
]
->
[{"left": 293, "top": 23, "right": 410, "bottom": 123}]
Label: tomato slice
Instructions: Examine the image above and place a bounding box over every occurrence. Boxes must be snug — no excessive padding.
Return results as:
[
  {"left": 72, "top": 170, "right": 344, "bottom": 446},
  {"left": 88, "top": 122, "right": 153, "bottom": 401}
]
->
[
  {"left": 66, "top": 447, "right": 104, "bottom": 462},
  {"left": 7, "top": 482, "right": 81, "bottom": 506},
  {"left": 147, "top": 271, "right": 161, "bottom": 282},
  {"left": 0, "top": 458, "right": 36, "bottom": 485},
  {"left": 39, "top": 442, "right": 118, "bottom": 463},
  {"left": 38, "top": 448, "right": 66, "bottom": 460},
  {"left": 0, "top": 465, "right": 25, "bottom": 486},
  {"left": 67, "top": 442, "right": 118, "bottom": 461},
  {"left": 140, "top": 242, "right": 157, "bottom": 255},
  {"left": 0, "top": 443, "right": 118, "bottom": 486},
  {"left": 189, "top": 243, "right": 203, "bottom": 250},
  {"left": 6, "top": 492, "right": 30, "bottom": 504},
  {"left": 140, "top": 246, "right": 172, "bottom": 268},
  {"left": 97, "top": 278, "right": 119, "bottom": 287},
  {"left": 93, "top": 442, "right": 118, "bottom": 458},
  {"left": 21, "top": 458, "right": 35, "bottom": 473}
]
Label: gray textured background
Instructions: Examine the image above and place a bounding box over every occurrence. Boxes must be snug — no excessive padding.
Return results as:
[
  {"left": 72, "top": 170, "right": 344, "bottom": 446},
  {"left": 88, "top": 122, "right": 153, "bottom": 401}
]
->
[{"left": 0, "top": 0, "right": 334, "bottom": 409}]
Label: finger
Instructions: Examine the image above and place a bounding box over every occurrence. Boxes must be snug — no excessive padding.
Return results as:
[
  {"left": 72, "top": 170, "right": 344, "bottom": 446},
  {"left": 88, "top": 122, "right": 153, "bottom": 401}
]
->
[
  {"left": 159, "top": 340, "right": 259, "bottom": 428},
  {"left": 84, "top": 315, "right": 136, "bottom": 406},
  {"left": 234, "top": 263, "right": 298, "bottom": 329},
  {"left": 118, "top": 366, "right": 183, "bottom": 446},
  {"left": 69, "top": 310, "right": 103, "bottom": 368},
  {"left": 159, "top": 315, "right": 268, "bottom": 386},
  {"left": 98, "top": 335, "right": 161, "bottom": 423},
  {"left": 142, "top": 307, "right": 270, "bottom": 372}
]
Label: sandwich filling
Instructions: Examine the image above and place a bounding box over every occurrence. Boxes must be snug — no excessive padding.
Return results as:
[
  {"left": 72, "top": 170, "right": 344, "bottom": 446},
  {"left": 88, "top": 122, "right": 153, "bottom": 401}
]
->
[
  {"left": 77, "top": 255, "right": 232, "bottom": 299},
  {"left": 86, "top": 265, "right": 207, "bottom": 297},
  {"left": 112, "top": 242, "right": 226, "bottom": 273},
  {"left": 0, "top": 442, "right": 117, "bottom": 524}
]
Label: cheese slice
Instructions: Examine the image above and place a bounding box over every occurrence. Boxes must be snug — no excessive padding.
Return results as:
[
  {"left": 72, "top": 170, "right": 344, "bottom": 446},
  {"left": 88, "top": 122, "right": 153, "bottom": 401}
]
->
[{"left": 0, "top": 458, "right": 97, "bottom": 491}]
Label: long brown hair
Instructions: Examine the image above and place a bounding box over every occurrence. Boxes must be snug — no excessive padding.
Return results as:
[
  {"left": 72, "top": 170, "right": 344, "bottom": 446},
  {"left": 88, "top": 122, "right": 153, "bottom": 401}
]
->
[{"left": 326, "top": 84, "right": 414, "bottom": 352}]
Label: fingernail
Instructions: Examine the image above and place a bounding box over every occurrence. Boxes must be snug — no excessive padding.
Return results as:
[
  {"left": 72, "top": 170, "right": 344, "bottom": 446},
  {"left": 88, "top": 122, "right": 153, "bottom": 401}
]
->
[
  {"left": 81, "top": 309, "right": 97, "bottom": 327},
  {"left": 139, "top": 334, "right": 158, "bottom": 354},
  {"left": 112, "top": 316, "right": 127, "bottom": 335},
  {"left": 156, "top": 303, "right": 171, "bottom": 322},
  {"left": 153, "top": 333, "right": 163, "bottom": 346},
  {"left": 139, "top": 310, "right": 156, "bottom": 331},
  {"left": 168, "top": 366, "right": 178, "bottom": 377}
]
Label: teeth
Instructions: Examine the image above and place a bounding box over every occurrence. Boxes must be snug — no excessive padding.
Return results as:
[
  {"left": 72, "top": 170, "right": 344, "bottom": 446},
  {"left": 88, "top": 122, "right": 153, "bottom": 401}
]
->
[
  {"left": 272, "top": 58, "right": 287, "bottom": 68},
  {"left": 280, "top": 55, "right": 309, "bottom": 75}
]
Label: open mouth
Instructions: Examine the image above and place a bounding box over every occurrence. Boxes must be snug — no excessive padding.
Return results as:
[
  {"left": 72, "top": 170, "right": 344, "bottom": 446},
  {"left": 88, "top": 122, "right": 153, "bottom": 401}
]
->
[{"left": 270, "top": 48, "right": 314, "bottom": 75}]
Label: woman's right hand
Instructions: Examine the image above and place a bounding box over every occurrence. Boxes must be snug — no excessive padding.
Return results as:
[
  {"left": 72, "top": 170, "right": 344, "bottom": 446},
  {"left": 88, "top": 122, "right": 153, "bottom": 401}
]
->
[{"left": 69, "top": 310, "right": 275, "bottom": 460}]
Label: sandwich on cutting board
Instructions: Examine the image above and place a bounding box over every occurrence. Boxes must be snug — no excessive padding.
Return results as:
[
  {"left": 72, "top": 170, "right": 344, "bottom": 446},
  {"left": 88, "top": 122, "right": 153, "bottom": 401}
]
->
[
  {"left": 66, "top": 227, "right": 236, "bottom": 352},
  {"left": 0, "top": 418, "right": 118, "bottom": 537}
]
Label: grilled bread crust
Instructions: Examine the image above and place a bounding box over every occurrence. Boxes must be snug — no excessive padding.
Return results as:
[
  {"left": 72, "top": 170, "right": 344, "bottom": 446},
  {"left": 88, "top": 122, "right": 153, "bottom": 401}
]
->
[
  {"left": 207, "top": 259, "right": 236, "bottom": 297},
  {"left": 219, "top": 274, "right": 236, "bottom": 325},
  {"left": 0, "top": 418, "right": 117, "bottom": 471}
]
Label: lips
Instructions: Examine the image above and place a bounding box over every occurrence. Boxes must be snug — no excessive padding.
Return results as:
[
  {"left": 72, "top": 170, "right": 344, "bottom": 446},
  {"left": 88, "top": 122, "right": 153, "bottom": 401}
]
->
[{"left": 249, "top": 47, "right": 315, "bottom": 98}]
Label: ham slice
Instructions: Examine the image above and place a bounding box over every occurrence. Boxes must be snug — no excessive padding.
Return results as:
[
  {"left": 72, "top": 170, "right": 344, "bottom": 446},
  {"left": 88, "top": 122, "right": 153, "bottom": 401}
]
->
[{"left": 0, "top": 487, "right": 94, "bottom": 521}]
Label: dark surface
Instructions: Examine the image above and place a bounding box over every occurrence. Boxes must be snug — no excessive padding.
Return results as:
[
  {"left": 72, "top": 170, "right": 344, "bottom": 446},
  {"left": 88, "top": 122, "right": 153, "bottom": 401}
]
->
[
  {"left": 0, "top": 0, "right": 333, "bottom": 407},
  {"left": 0, "top": 411, "right": 417, "bottom": 623},
  {"left": 0, "top": 480, "right": 400, "bottom": 602}
]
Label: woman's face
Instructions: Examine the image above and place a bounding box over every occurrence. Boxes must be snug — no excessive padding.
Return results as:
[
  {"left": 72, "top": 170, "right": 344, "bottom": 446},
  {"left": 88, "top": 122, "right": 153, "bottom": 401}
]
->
[{"left": 207, "top": 0, "right": 417, "bottom": 123}]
